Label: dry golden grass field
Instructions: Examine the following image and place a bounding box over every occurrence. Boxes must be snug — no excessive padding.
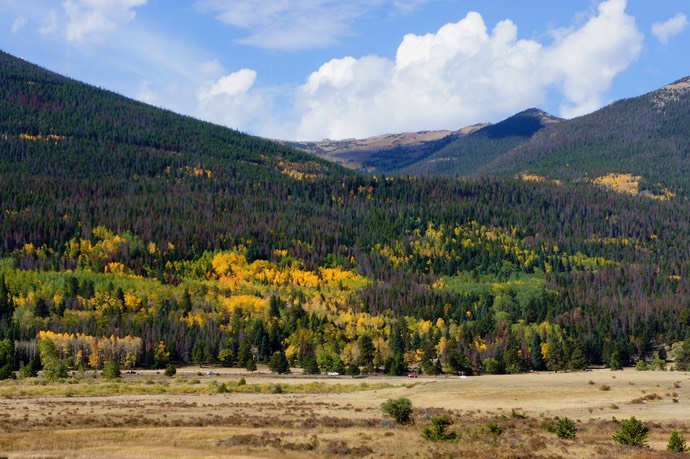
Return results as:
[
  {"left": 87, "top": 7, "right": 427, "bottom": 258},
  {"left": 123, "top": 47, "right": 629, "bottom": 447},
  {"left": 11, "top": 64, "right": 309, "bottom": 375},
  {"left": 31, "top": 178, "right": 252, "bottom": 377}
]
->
[{"left": 0, "top": 367, "right": 688, "bottom": 458}]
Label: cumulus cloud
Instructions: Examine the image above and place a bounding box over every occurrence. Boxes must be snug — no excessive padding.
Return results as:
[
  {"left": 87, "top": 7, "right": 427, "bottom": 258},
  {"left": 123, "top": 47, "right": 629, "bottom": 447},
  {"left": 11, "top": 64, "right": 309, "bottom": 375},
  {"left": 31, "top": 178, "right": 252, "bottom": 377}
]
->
[
  {"left": 198, "top": 69, "right": 257, "bottom": 101},
  {"left": 544, "top": 0, "right": 643, "bottom": 118},
  {"left": 292, "top": 0, "right": 643, "bottom": 139},
  {"left": 195, "top": 0, "right": 428, "bottom": 51},
  {"left": 652, "top": 13, "right": 688, "bottom": 45},
  {"left": 195, "top": 69, "right": 277, "bottom": 134},
  {"left": 63, "top": 0, "right": 147, "bottom": 43}
]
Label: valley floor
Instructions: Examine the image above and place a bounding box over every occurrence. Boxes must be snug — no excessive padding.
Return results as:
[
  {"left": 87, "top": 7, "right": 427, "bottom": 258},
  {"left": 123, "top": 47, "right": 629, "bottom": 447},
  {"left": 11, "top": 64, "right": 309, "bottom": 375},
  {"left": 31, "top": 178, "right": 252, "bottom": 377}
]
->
[{"left": 0, "top": 368, "right": 688, "bottom": 458}]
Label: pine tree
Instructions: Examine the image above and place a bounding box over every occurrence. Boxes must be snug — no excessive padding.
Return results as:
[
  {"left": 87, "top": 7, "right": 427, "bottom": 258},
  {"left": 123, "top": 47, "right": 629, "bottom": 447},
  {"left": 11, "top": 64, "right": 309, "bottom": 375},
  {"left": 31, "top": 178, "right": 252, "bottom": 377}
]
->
[
  {"left": 268, "top": 351, "right": 290, "bottom": 374},
  {"left": 530, "top": 334, "right": 546, "bottom": 371},
  {"left": 668, "top": 430, "right": 687, "bottom": 453},
  {"left": 0, "top": 274, "right": 12, "bottom": 318}
]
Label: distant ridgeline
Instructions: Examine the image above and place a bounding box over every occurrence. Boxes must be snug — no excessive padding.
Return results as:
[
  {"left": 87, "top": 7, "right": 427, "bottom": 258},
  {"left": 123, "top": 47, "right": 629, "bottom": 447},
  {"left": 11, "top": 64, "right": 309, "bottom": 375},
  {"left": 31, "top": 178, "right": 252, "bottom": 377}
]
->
[{"left": 0, "top": 49, "right": 689, "bottom": 376}]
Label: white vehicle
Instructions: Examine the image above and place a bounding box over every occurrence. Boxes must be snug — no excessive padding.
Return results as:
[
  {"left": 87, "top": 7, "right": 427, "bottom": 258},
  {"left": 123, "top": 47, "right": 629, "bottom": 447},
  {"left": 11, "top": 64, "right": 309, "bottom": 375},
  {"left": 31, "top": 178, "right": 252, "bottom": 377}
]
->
[{"left": 327, "top": 372, "right": 339, "bottom": 376}]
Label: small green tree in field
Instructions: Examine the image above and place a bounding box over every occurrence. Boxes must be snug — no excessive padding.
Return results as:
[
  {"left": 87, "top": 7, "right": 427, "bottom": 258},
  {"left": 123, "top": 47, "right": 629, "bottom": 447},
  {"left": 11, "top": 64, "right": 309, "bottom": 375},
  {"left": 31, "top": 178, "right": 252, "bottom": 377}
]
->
[
  {"left": 668, "top": 430, "right": 687, "bottom": 453},
  {"left": 38, "top": 338, "right": 68, "bottom": 380},
  {"left": 102, "top": 360, "right": 121, "bottom": 379},
  {"left": 675, "top": 338, "right": 690, "bottom": 372},
  {"left": 422, "top": 416, "right": 459, "bottom": 442},
  {"left": 0, "top": 338, "right": 14, "bottom": 380},
  {"left": 268, "top": 351, "right": 290, "bottom": 374},
  {"left": 555, "top": 417, "right": 577, "bottom": 439},
  {"left": 381, "top": 397, "right": 413, "bottom": 425},
  {"left": 164, "top": 364, "right": 176, "bottom": 377},
  {"left": 613, "top": 416, "right": 648, "bottom": 447}
]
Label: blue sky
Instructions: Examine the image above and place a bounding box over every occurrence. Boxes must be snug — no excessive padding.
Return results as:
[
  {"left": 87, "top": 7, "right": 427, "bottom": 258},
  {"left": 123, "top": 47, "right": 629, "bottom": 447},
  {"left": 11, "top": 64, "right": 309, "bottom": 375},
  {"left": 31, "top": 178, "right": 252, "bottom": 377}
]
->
[{"left": 1, "top": 0, "right": 688, "bottom": 140}]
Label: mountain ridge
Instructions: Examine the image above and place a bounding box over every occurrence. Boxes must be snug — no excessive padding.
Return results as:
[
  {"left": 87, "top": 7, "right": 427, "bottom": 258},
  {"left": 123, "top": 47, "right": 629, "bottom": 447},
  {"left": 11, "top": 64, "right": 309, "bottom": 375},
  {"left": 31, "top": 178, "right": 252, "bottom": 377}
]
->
[{"left": 480, "top": 74, "right": 690, "bottom": 195}]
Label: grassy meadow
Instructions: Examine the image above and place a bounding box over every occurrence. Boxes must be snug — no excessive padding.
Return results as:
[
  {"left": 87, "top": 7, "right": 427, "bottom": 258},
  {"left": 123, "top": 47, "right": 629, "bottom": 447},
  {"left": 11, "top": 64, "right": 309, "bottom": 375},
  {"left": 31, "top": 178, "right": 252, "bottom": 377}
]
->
[{"left": 0, "top": 367, "right": 688, "bottom": 458}]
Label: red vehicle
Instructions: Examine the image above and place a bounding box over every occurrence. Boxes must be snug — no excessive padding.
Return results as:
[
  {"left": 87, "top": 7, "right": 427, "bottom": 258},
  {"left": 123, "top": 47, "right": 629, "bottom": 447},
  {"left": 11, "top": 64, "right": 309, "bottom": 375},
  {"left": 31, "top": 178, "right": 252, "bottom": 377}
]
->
[{"left": 407, "top": 372, "right": 418, "bottom": 378}]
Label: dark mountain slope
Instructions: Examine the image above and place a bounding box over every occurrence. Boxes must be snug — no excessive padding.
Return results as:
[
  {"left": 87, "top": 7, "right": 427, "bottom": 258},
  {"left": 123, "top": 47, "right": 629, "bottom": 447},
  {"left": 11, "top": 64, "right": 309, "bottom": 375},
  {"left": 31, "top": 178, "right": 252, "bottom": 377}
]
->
[
  {"left": 2, "top": 50, "right": 690, "bottom": 372},
  {"left": 481, "top": 77, "right": 690, "bottom": 195},
  {"left": 400, "top": 109, "right": 561, "bottom": 176},
  {"left": 0, "top": 50, "right": 352, "bottom": 255}
]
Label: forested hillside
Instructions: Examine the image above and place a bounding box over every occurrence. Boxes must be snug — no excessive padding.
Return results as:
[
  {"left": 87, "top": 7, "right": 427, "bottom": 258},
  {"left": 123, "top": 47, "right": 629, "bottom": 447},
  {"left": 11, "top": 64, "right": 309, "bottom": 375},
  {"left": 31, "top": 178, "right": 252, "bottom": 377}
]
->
[
  {"left": 482, "top": 77, "right": 690, "bottom": 196},
  {"left": 1, "top": 50, "right": 689, "bottom": 377}
]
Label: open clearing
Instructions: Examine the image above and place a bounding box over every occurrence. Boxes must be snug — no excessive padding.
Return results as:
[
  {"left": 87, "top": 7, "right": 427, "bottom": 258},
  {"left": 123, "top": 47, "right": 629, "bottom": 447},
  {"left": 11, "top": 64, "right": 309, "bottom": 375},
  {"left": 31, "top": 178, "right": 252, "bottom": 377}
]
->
[{"left": 0, "top": 367, "right": 688, "bottom": 458}]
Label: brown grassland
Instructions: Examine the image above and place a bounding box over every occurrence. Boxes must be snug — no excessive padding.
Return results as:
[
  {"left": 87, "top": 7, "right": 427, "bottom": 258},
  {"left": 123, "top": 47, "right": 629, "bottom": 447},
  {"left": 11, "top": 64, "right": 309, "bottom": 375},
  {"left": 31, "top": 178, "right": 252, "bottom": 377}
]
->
[{"left": 0, "top": 367, "right": 688, "bottom": 458}]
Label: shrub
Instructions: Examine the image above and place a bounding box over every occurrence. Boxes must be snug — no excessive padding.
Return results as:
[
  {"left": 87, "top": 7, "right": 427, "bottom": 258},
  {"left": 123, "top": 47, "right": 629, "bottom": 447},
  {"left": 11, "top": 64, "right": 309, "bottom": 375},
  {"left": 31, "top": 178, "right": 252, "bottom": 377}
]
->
[
  {"left": 510, "top": 409, "right": 527, "bottom": 419},
  {"left": 483, "top": 358, "right": 502, "bottom": 374},
  {"left": 165, "top": 364, "right": 177, "bottom": 377},
  {"left": 102, "top": 360, "right": 121, "bottom": 380},
  {"left": 345, "top": 362, "right": 360, "bottom": 376},
  {"left": 380, "top": 397, "right": 413, "bottom": 425},
  {"left": 649, "top": 357, "right": 666, "bottom": 371},
  {"left": 422, "top": 416, "right": 459, "bottom": 442},
  {"left": 238, "top": 377, "right": 246, "bottom": 386},
  {"left": 612, "top": 416, "right": 648, "bottom": 447},
  {"left": 486, "top": 421, "right": 503, "bottom": 436},
  {"left": 668, "top": 430, "right": 687, "bottom": 453},
  {"left": 555, "top": 417, "right": 577, "bottom": 439},
  {"left": 17, "top": 358, "right": 39, "bottom": 379}
]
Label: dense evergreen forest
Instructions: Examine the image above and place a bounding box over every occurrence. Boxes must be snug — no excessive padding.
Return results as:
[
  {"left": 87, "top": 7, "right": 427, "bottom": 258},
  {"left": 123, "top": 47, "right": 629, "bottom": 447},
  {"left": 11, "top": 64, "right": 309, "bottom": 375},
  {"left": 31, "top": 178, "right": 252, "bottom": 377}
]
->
[{"left": 1, "top": 50, "right": 689, "bottom": 377}]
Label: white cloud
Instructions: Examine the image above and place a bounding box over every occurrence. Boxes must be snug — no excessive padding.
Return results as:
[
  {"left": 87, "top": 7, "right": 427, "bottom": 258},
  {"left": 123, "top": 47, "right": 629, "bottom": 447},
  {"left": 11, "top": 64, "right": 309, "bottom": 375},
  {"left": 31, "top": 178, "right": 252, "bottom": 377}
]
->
[
  {"left": 62, "top": 0, "right": 147, "bottom": 43},
  {"left": 198, "top": 69, "right": 257, "bottom": 101},
  {"left": 195, "top": 0, "right": 428, "bottom": 51},
  {"left": 11, "top": 16, "right": 27, "bottom": 33},
  {"left": 195, "top": 69, "right": 278, "bottom": 134},
  {"left": 652, "top": 13, "right": 688, "bottom": 45},
  {"left": 291, "top": 0, "right": 643, "bottom": 140},
  {"left": 544, "top": 0, "right": 643, "bottom": 118},
  {"left": 37, "top": 10, "right": 58, "bottom": 35}
]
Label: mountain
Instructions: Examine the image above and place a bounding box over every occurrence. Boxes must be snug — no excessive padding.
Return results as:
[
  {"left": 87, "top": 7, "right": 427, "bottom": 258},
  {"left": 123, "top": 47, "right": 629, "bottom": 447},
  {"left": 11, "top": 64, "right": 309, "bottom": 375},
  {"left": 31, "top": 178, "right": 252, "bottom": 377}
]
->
[
  {"left": 0, "top": 49, "right": 352, "bottom": 256},
  {"left": 285, "top": 109, "right": 561, "bottom": 176},
  {"left": 481, "top": 77, "right": 690, "bottom": 196},
  {"left": 2, "top": 49, "right": 690, "bottom": 376},
  {"left": 399, "top": 108, "right": 561, "bottom": 176},
  {"left": 283, "top": 123, "right": 488, "bottom": 173}
]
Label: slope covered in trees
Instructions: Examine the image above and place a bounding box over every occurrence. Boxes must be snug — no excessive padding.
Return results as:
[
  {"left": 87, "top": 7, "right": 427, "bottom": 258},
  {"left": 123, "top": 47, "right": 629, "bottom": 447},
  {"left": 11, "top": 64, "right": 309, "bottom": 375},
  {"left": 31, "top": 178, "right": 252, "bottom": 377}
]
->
[
  {"left": 0, "top": 50, "right": 689, "bottom": 377},
  {"left": 481, "top": 77, "right": 690, "bottom": 196}
]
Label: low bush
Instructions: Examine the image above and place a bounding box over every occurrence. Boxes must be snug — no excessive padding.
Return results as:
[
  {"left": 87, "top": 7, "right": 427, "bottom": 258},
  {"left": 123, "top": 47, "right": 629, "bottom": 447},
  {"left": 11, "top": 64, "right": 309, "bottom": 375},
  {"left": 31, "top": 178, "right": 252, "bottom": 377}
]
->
[
  {"left": 421, "top": 416, "right": 459, "bottom": 442},
  {"left": 487, "top": 421, "right": 503, "bottom": 436},
  {"left": 555, "top": 417, "right": 577, "bottom": 439},
  {"left": 380, "top": 397, "right": 413, "bottom": 425}
]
